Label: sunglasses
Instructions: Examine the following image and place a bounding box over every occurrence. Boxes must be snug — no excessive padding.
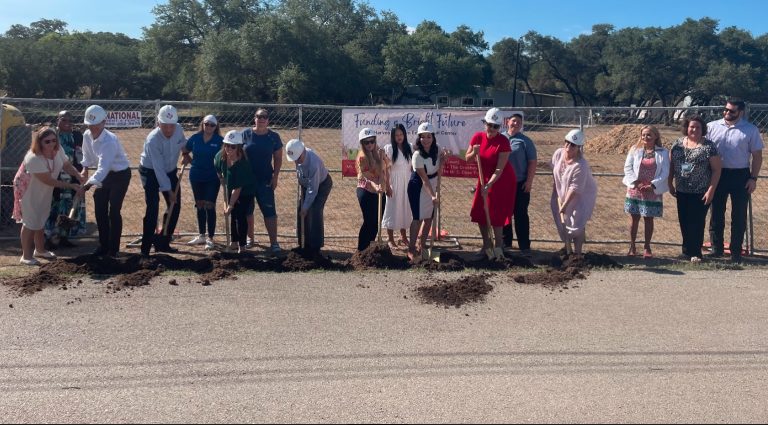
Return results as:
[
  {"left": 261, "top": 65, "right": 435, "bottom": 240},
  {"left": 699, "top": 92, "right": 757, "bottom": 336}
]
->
[
  {"left": 362, "top": 138, "right": 376, "bottom": 145},
  {"left": 42, "top": 138, "right": 58, "bottom": 145},
  {"left": 724, "top": 108, "right": 739, "bottom": 114},
  {"left": 224, "top": 144, "right": 238, "bottom": 149},
  {"left": 255, "top": 115, "right": 269, "bottom": 120},
  {"left": 203, "top": 122, "right": 216, "bottom": 127},
  {"left": 565, "top": 142, "right": 578, "bottom": 148},
  {"left": 486, "top": 123, "right": 501, "bottom": 130}
]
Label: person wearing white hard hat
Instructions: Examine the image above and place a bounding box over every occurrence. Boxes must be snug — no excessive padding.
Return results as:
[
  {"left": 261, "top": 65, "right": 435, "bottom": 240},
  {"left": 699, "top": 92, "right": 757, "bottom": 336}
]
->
[
  {"left": 286, "top": 138, "right": 333, "bottom": 256},
  {"left": 241, "top": 108, "right": 283, "bottom": 254},
  {"left": 80, "top": 104, "right": 132, "bottom": 258},
  {"left": 466, "top": 108, "right": 517, "bottom": 258},
  {"left": 355, "top": 127, "right": 387, "bottom": 251},
  {"left": 406, "top": 122, "right": 447, "bottom": 260},
  {"left": 550, "top": 128, "right": 598, "bottom": 255},
  {"left": 138, "top": 104, "right": 190, "bottom": 256},
  {"left": 182, "top": 115, "right": 223, "bottom": 250},
  {"left": 215, "top": 130, "right": 255, "bottom": 254},
  {"left": 382, "top": 124, "right": 413, "bottom": 251}
]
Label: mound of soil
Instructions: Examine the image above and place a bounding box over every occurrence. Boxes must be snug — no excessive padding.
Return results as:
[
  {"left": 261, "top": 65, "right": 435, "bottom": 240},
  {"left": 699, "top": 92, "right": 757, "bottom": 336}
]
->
[
  {"left": 4, "top": 269, "right": 72, "bottom": 296},
  {"left": 411, "top": 251, "right": 466, "bottom": 272},
  {"left": 281, "top": 249, "right": 341, "bottom": 272},
  {"left": 587, "top": 124, "right": 645, "bottom": 155},
  {"left": 348, "top": 245, "right": 409, "bottom": 270},
  {"left": 467, "top": 254, "right": 536, "bottom": 270},
  {"left": 417, "top": 273, "right": 494, "bottom": 308},
  {"left": 513, "top": 251, "right": 621, "bottom": 289}
]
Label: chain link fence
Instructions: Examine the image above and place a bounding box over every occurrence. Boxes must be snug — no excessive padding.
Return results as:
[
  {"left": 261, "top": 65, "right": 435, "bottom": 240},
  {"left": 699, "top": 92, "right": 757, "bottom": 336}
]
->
[{"left": 2, "top": 98, "right": 766, "bottom": 254}]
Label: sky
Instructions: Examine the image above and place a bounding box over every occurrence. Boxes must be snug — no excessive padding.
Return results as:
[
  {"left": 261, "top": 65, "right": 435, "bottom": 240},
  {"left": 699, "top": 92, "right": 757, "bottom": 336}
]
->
[{"left": 1, "top": 0, "right": 767, "bottom": 45}]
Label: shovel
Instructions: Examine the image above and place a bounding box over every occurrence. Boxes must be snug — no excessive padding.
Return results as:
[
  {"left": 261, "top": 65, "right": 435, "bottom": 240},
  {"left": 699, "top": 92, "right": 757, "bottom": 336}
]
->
[
  {"left": 56, "top": 193, "right": 82, "bottom": 233},
  {"left": 426, "top": 167, "right": 442, "bottom": 262},
  {"left": 557, "top": 199, "right": 573, "bottom": 255},
  {"left": 158, "top": 164, "right": 187, "bottom": 236},
  {"left": 376, "top": 191, "right": 387, "bottom": 248},
  {"left": 298, "top": 183, "right": 306, "bottom": 251},
  {"left": 476, "top": 155, "right": 501, "bottom": 260},
  {"left": 222, "top": 178, "right": 231, "bottom": 251}
]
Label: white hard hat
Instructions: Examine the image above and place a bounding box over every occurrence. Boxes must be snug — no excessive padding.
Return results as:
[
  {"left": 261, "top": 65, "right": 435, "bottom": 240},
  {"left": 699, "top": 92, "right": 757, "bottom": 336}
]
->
[
  {"left": 417, "top": 122, "right": 434, "bottom": 135},
  {"left": 84, "top": 105, "right": 107, "bottom": 125},
  {"left": 203, "top": 114, "right": 217, "bottom": 125},
  {"left": 358, "top": 127, "right": 376, "bottom": 141},
  {"left": 285, "top": 138, "right": 305, "bottom": 162},
  {"left": 482, "top": 107, "right": 502, "bottom": 125},
  {"left": 157, "top": 105, "right": 179, "bottom": 124},
  {"left": 565, "top": 129, "right": 585, "bottom": 146},
  {"left": 223, "top": 130, "right": 243, "bottom": 145}
]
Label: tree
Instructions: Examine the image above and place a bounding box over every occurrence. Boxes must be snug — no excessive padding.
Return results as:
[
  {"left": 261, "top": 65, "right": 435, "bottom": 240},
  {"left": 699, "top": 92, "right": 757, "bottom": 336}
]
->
[{"left": 383, "top": 21, "right": 487, "bottom": 103}]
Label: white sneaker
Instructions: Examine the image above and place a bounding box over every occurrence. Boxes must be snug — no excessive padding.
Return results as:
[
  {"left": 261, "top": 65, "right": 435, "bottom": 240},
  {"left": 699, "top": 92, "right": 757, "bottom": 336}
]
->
[
  {"left": 188, "top": 234, "right": 206, "bottom": 245},
  {"left": 20, "top": 257, "right": 41, "bottom": 266},
  {"left": 205, "top": 238, "right": 215, "bottom": 250},
  {"left": 33, "top": 250, "right": 57, "bottom": 259},
  {"left": 246, "top": 237, "right": 255, "bottom": 248}
]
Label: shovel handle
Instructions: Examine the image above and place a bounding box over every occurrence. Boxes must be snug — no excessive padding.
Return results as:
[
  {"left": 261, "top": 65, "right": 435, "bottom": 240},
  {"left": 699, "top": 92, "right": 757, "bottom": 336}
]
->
[
  {"left": 163, "top": 164, "right": 187, "bottom": 236},
  {"left": 475, "top": 155, "right": 496, "bottom": 255}
]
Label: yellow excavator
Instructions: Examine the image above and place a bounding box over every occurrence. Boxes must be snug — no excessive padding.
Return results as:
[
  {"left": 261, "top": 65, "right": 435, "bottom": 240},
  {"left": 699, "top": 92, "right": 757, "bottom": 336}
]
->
[{"left": 1, "top": 103, "right": 32, "bottom": 224}]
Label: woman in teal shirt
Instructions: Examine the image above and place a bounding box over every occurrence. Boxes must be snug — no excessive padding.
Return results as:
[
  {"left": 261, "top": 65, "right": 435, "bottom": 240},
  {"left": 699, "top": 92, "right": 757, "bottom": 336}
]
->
[{"left": 215, "top": 130, "right": 255, "bottom": 254}]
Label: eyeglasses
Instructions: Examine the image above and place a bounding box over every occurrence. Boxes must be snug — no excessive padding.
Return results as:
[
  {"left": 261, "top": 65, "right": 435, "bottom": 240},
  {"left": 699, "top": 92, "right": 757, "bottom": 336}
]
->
[
  {"left": 565, "top": 142, "right": 578, "bottom": 148},
  {"left": 486, "top": 123, "right": 501, "bottom": 130},
  {"left": 255, "top": 115, "right": 269, "bottom": 120},
  {"left": 42, "top": 138, "right": 58, "bottom": 145},
  {"left": 362, "top": 139, "right": 376, "bottom": 145},
  {"left": 203, "top": 123, "right": 216, "bottom": 127},
  {"left": 724, "top": 108, "right": 739, "bottom": 114}
]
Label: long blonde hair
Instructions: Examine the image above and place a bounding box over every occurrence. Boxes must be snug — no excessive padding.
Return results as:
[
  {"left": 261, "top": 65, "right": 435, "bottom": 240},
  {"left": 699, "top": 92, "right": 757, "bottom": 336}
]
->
[
  {"left": 356, "top": 139, "right": 383, "bottom": 179},
  {"left": 633, "top": 125, "right": 662, "bottom": 150}
]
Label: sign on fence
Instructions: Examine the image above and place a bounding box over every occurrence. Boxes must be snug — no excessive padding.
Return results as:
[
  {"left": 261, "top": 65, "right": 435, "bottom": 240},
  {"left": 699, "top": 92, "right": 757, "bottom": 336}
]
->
[
  {"left": 106, "top": 111, "right": 141, "bottom": 128},
  {"left": 340, "top": 108, "right": 518, "bottom": 178}
]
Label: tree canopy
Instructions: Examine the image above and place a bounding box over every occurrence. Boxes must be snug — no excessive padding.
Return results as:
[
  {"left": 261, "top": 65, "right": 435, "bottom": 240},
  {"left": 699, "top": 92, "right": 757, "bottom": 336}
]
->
[{"left": 1, "top": 2, "right": 767, "bottom": 106}]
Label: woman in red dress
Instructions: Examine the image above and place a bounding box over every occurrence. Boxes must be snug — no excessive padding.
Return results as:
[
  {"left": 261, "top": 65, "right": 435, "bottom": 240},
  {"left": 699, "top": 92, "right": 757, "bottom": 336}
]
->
[{"left": 466, "top": 108, "right": 517, "bottom": 256}]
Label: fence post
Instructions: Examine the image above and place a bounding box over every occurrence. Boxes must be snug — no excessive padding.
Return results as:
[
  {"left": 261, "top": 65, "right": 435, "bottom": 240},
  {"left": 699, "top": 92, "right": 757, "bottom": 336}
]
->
[
  {"left": 298, "top": 105, "right": 303, "bottom": 140},
  {"left": 0, "top": 98, "right": 4, "bottom": 222},
  {"left": 154, "top": 99, "right": 161, "bottom": 127}
]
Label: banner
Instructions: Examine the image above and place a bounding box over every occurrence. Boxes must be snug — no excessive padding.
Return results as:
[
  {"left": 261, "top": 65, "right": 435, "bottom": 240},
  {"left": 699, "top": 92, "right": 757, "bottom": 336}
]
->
[
  {"left": 341, "top": 108, "right": 519, "bottom": 178},
  {"left": 105, "top": 111, "right": 142, "bottom": 128}
]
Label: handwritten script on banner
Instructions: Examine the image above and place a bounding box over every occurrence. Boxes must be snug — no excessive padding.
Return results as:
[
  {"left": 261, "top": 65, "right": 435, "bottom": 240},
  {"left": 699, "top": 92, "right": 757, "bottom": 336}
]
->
[{"left": 341, "top": 109, "right": 516, "bottom": 178}]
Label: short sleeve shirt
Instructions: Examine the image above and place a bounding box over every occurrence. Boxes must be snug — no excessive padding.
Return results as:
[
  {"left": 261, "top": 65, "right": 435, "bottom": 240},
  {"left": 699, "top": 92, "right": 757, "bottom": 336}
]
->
[
  {"left": 215, "top": 151, "right": 255, "bottom": 198},
  {"left": 185, "top": 132, "right": 223, "bottom": 183},
  {"left": 241, "top": 128, "right": 282, "bottom": 182},
  {"left": 670, "top": 137, "right": 719, "bottom": 194},
  {"left": 411, "top": 146, "right": 440, "bottom": 176}
]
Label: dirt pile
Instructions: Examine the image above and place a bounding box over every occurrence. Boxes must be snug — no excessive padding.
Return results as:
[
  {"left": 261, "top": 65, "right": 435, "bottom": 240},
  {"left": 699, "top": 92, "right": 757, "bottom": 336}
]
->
[
  {"left": 417, "top": 273, "right": 494, "bottom": 308},
  {"left": 348, "top": 245, "right": 409, "bottom": 270},
  {"left": 512, "top": 251, "right": 622, "bottom": 289},
  {"left": 587, "top": 124, "right": 644, "bottom": 155}
]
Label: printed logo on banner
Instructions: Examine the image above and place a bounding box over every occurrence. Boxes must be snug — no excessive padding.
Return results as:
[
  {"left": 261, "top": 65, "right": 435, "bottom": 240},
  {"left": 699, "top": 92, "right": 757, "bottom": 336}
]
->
[{"left": 105, "top": 111, "right": 142, "bottom": 128}]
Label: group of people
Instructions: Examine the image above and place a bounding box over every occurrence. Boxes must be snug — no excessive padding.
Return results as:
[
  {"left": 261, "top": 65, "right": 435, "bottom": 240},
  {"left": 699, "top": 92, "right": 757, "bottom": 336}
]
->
[
  {"left": 623, "top": 98, "right": 763, "bottom": 263},
  {"left": 14, "top": 99, "right": 763, "bottom": 266},
  {"left": 15, "top": 105, "right": 322, "bottom": 264}
]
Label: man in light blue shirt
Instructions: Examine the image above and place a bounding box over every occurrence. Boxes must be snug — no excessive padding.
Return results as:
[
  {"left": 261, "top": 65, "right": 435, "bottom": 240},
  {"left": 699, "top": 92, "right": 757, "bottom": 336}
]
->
[
  {"left": 286, "top": 139, "right": 333, "bottom": 256},
  {"left": 706, "top": 98, "right": 764, "bottom": 262},
  {"left": 138, "top": 105, "right": 190, "bottom": 256},
  {"left": 502, "top": 113, "right": 537, "bottom": 251}
]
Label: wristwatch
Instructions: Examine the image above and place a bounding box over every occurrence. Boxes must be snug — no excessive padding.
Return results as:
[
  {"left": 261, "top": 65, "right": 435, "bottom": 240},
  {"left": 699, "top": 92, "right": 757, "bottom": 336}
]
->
[{"left": 749, "top": 176, "right": 758, "bottom": 181}]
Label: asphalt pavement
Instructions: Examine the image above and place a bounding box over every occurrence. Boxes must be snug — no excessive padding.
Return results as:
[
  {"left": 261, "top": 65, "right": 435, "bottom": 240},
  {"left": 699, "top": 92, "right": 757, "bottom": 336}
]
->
[{"left": 2, "top": 267, "right": 768, "bottom": 423}]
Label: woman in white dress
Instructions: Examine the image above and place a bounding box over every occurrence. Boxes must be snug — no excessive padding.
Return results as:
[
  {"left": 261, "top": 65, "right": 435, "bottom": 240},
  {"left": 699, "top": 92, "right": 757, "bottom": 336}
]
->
[
  {"left": 382, "top": 124, "right": 413, "bottom": 251},
  {"left": 20, "top": 127, "right": 84, "bottom": 265}
]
